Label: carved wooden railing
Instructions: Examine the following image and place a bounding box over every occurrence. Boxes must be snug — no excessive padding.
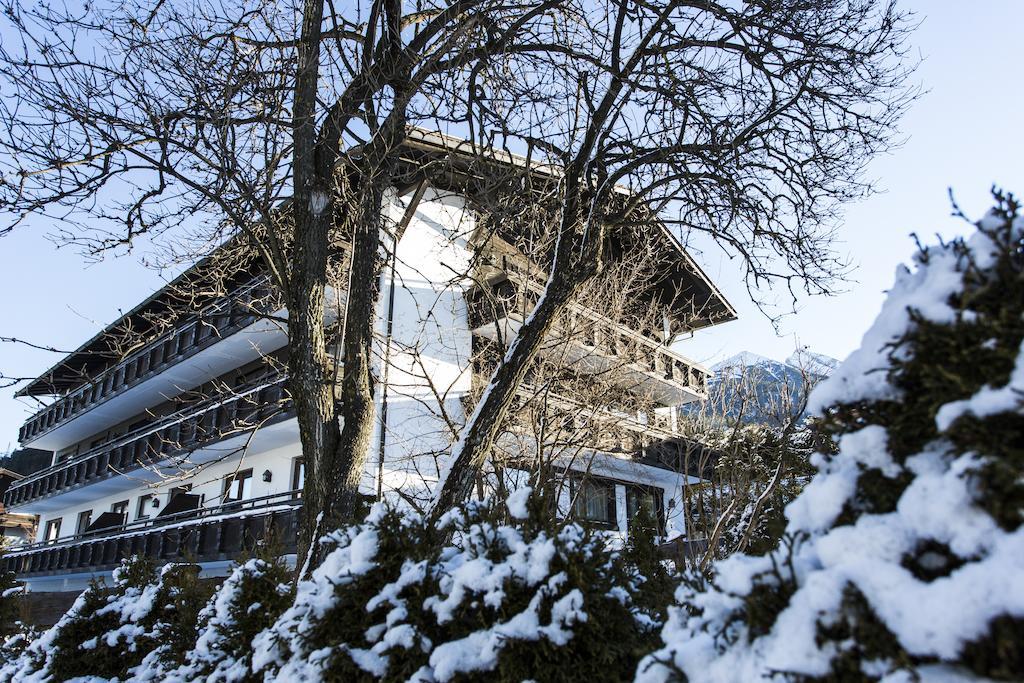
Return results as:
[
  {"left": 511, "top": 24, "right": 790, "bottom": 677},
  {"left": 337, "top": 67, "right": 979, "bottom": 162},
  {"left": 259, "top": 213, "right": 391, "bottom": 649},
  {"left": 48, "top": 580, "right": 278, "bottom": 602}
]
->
[
  {"left": 2, "top": 491, "right": 301, "bottom": 578},
  {"left": 19, "top": 276, "right": 279, "bottom": 444},
  {"left": 467, "top": 276, "right": 709, "bottom": 398},
  {"left": 5, "top": 373, "right": 291, "bottom": 509}
]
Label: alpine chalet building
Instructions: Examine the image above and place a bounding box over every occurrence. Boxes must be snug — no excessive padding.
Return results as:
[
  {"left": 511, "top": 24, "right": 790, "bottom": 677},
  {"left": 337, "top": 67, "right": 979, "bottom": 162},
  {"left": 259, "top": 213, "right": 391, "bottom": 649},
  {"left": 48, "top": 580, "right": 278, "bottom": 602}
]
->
[{"left": 2, "top": 132, "right": 735, "bottom": 591}]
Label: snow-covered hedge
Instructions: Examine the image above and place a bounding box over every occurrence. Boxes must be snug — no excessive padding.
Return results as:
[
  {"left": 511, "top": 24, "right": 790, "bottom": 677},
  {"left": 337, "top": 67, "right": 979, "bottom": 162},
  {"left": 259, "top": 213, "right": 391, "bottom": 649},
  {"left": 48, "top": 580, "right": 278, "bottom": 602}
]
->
[
  {"left": 1, "top": 494, "right": 671, "bottom": 682},
  {"left": 252, "top": 494, "right": 667, "bottom": 682},
  {"left": 639, "top": 193, "right": 1024, "bottom": 681},
  {"left": 0, "top": 552, "right": 22, "bottom": 640},
  {"left": 11, "top": 193, "right": 1023, "bottom": 681},
  {"left": 0, "top": 557, "right": 211, "bottom": 682},
  {"left": 157, "top": 556, "right": 293, "bottom": 683}
]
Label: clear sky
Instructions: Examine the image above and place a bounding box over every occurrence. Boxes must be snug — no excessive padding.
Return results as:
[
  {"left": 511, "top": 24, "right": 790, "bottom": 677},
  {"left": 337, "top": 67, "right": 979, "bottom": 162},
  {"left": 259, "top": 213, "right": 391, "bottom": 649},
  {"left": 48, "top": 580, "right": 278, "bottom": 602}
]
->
[
  {"left": 1, "top": 1, "right": 1023, "bottom": 452},
  {"left": 680, "top": 1, "right": 1024, "bottom": 367}
]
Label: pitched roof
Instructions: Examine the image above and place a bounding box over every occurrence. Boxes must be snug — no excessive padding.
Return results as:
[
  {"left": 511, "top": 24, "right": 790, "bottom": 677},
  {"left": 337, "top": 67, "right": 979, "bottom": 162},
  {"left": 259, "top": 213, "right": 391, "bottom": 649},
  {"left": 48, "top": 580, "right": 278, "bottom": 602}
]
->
[{"left": 19, "top": 129, "right": 735, "bottom": 397}]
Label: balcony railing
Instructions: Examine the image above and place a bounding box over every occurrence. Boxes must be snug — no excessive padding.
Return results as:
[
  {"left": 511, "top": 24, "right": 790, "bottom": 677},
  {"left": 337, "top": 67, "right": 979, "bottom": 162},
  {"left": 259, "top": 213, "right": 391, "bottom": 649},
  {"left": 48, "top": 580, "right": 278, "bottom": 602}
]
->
[
  {"left": 512, "top": 382, "right": 680, "bottom": 442},
  {"left": 19, "top": 276, "right": 278, "bottom": 445},
  {"left": 2, "top": 491, "right": 301, "bottom": 578},
  {"left": 467, "top": 277, "right": 709, "bottom": 399},
  {"left": 4, "top": 373, "right": 292, "bottom": 510}
]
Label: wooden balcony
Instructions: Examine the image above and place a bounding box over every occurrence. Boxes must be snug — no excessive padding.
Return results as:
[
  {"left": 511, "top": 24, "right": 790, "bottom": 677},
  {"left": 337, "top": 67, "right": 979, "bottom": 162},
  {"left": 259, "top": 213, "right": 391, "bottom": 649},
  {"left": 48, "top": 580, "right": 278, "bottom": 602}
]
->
[
  {"left": 511, "top": 382, "right": 681, "bottom": 446},
  {"left": 4, "top": 374, "right": 291, "bottom": 510},
  {"left": 1, "top": 491, "right": 301, "bottom": 579},
  {"left": 467, "top": 277, "right": 709, "bottom": 406},
  {"left": 18, "top": 277, "right": 279, "bottom": 445}
]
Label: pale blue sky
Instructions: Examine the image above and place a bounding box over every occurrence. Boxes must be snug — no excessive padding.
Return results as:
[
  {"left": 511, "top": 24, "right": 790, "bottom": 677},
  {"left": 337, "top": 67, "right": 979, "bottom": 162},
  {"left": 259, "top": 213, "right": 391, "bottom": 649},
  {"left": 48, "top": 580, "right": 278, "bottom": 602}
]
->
[{"left": 2, "top": 1, "right": 1023, "bottom": 452}]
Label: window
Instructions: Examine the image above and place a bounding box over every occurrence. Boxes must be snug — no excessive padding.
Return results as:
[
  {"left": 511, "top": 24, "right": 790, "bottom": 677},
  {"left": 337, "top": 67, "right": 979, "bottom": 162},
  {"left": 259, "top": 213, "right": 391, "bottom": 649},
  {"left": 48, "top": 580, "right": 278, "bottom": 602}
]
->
[
  {"left": 76, "top": 510, "right": 93, "bottom": 535},
  {"left": 625, "top": 485, "right": 665, "bottom": 535},
  {"left": 162, "top": 485, "right": 201, "bottom": 515},
  {"left": 223, "top": 469, "right": 253, "bottom": 502},
  {"left": 572, "top": 478, "right": 617, "bottom": 528},
  {"left": 111, "top": 500, "right": 129, "bottom": 525},
  {"left": 169, "top": 484, "right": 200, "bottom": 506},
  {"left": 44, "top": 518, "right": 62, "bottom": 543},
  {"left": 136, "top": 494, "right": 155, "bottom": 520},
  {"left": 292, "top": 458, "right": 305, "bottom": 494}
]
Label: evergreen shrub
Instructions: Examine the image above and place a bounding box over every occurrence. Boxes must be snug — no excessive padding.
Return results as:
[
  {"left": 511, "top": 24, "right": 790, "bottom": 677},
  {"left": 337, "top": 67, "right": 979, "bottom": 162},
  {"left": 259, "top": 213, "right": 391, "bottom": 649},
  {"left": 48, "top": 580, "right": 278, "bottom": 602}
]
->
[
  {"left": 252, "top": 491, "right": 668, "bottom": 682},
  {"left": 638, "top": 192, "right": 1024, "bottom": 682},
  {"left": 0, "top": 556, "right": 212, "bottom": 682}
]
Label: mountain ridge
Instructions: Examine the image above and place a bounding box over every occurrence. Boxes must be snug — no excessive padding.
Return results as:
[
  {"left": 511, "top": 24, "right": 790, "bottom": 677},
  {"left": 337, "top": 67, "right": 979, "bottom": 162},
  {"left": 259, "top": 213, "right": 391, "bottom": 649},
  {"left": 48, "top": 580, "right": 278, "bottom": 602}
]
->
[
  {"left": 709, "top": 348, "right": 841, "bottom": 375},
  {"left": 686, "top": 348, "right": 842, "bottom": 424}
]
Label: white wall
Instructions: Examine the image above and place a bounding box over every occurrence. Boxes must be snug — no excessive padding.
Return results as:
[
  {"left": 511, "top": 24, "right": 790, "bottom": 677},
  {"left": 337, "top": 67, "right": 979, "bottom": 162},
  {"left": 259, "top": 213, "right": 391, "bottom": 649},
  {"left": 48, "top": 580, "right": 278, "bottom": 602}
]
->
[
  {"left": 31, "top": 187, "right": 477, "bottom": 541},
  {"left": 370, "top": 187, "right": 475, "bottom": 502},
  {"left": 498, "top": 451, "right": 698, "bottom": 542}
]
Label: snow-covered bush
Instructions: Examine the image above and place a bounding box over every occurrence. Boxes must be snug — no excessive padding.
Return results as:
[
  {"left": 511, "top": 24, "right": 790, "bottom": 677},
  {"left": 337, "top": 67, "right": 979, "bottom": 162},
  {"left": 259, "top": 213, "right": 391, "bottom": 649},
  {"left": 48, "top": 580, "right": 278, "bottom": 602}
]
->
[
  {"left": 0, "top": 556, "right": 211, "bottom": 682},
  {"left": 0, "top": 492, "right": 672, "bottom": 682},
  {"left": 0, "top": 569, "right": 34, "bottom": 681},
  {"left": 0, "top": 551, "right": 22, "bottom": 639},
  {"left": 0, "top": 556, "right": 34, "bottom": 674},
  {"left": 0, "top": 625, "right": 37, "bottom": 667},
  {"left": 623, "top": 506, "right": 677, "bottom": 620},
  {"left": 164, "top": 555, "right": 293, "bottom": 682},
  {"left": 639, "top": 192, "right": 1024, "bottom": 681},
  {"left": 253, "top": 494, "right": 665, "bottom": 682},
  {"left": 0, "top": 564, "right": 139, "bottom": 682}
]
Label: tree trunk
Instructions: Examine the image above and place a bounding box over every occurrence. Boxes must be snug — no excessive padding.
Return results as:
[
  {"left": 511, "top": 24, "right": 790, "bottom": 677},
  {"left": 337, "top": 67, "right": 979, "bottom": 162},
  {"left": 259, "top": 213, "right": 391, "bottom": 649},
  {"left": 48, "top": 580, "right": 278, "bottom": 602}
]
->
[
  {"left": 332, "top": 179, "right": 386, "bottom": 522},
  {"left": 289, "top": 243, "right": 341, "bottom": 572},
  {"left": 291, "top": 0, "right": 345, "bottom": 574},
  {"left": 430, "top": 206, "right": 608, "bottom": 516},
  {"left": 290, "top": 0, "right": 415, "bottom": 571}
]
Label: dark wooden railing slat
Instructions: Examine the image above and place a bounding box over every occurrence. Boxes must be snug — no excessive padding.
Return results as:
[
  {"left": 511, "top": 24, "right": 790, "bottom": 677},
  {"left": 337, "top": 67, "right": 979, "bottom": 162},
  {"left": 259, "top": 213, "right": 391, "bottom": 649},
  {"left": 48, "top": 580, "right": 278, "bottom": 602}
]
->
[{"left": 6, "top": 494, "right": 301, "bottom": 579}]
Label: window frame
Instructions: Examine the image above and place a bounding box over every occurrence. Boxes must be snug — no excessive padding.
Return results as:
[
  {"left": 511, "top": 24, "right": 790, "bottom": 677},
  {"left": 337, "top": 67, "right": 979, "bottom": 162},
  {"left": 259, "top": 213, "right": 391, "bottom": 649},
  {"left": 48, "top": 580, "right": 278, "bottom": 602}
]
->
[
  {"left": 625, "top": 484, "right": 666, "bottom": 536},
  {"left": 222, "top": 468, "right": 254, "bottom": 503},
  {"left": 170, "top": 484, "right": 192, "bottom": 497},
  {"left": 76, "top": 510, "right": 93, "bottom": 536},
  {"left": 570, "top": 477, "right": 618, "bottom": 530},
  {"left": 110, "top": 500, "right": 129, "bottom": 526},
  {"left": 136, "top": 494, "right": 155, "bottom": 521},
  {"left": 44, "top": 518, "right": 62, "bottom": 543},
  {"left": 291, "top": 457, "right": 305, "bottom": 494}
]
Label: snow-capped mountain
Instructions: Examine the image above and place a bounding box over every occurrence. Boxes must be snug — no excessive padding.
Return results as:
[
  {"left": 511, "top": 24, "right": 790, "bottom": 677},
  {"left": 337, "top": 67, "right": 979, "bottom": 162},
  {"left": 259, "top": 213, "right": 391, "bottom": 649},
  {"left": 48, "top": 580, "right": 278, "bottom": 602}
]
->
[
  {"left": 784, "top": 348, "right": 842, "bottom": 377},
  {"left": 687, "top": 348, "right": 841, "bottom": 424},
  {"left": 711, "top": 348, "right": 840, "bottom": 377},
  {"left": 713, "top": 351, "right": 775, "bottom": 368}
]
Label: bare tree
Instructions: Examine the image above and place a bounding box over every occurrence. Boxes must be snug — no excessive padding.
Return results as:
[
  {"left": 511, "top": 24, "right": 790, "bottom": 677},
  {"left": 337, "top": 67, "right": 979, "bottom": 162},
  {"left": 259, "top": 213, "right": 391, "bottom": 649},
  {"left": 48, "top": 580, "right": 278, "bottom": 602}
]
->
[
  {"left": 0, "top": 0, "right": 915, "bottom": 567},
  {"left": 469, "top": 234, "right": 683, "bottom": 518},
  {"left": 0, "top": 0, "right": 579, "bottom": 568},
  {"left": 354, "top": 198, "right": 683, "bottom": 519},
  {"left": 429, "top": 0, "right": 917, "bottom": 514}
]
